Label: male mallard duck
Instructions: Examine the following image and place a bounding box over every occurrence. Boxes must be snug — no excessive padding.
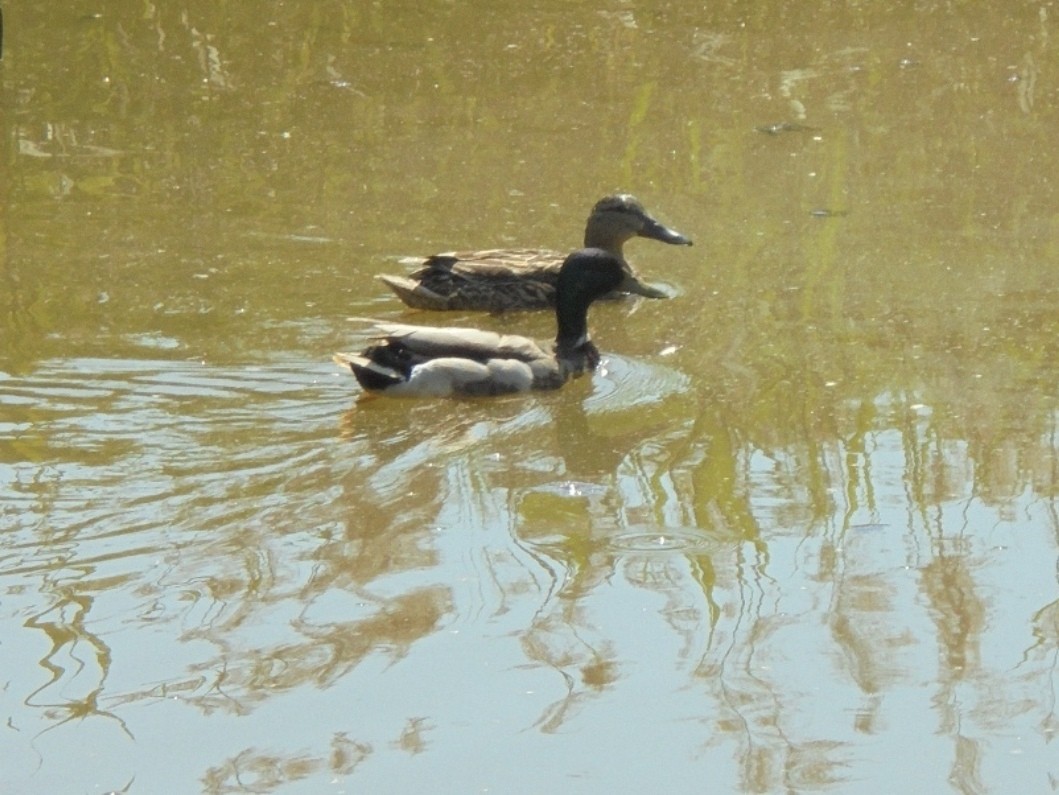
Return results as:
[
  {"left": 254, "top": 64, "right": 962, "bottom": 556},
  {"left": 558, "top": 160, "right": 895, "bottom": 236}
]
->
[
  {"left": 377, "top": 194, "right": 692, "bottom": 312},
  {"left": 335, "top": 248, "right": 627, "bottom": 397}
]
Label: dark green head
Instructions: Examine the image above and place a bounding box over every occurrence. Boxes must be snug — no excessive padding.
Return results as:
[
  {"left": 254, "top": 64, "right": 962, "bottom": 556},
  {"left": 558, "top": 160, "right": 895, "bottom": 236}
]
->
[{"left": 553, "top": 249, "right": 625, "bottom": 353}]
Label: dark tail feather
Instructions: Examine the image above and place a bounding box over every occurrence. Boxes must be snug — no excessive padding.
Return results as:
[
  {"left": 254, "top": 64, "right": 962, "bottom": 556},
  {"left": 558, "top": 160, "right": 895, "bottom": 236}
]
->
[{"left": 333, "top": 354, "right": 403, "bottom": 392}]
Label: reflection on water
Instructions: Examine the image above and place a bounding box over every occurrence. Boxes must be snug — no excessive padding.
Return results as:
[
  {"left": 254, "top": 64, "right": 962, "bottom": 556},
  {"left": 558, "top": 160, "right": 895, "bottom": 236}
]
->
[
  {"left": 3, "top": 343, "right": 1059, "bottom": 792},
  {"left": 3, "top": 1, "right": 1059, "bottom": 793}
]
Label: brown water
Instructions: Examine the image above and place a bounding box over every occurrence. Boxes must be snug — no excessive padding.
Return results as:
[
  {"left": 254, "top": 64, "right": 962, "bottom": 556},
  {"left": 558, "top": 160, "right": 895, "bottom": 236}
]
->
[{"left": 2, "top": 3, "right": 1059, "bottom": 793}]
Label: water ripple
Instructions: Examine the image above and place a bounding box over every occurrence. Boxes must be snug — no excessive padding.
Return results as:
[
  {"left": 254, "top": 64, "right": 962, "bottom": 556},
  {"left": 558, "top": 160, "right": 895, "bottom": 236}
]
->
[
  {"left": 0, "top": 357, "right": 347, "bottom": 585},
  {"left": 607, "top": 526, "right": 742, "bottom": 554}
]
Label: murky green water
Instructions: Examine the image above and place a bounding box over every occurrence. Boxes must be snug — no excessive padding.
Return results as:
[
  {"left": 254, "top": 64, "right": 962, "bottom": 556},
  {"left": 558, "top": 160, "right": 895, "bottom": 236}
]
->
[{"left": 3, "top": 3, "right": 1059, "bottom": 793}]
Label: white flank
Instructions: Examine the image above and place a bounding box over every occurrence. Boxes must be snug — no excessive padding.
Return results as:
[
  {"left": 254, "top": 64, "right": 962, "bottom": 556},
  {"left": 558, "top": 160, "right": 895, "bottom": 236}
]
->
[{"left": 389, "top": 357, "right": 534, "bottom": 397}]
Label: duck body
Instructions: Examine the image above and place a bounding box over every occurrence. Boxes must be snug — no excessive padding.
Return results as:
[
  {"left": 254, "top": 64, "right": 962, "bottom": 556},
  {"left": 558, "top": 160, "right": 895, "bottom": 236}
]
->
[
  {"left": 377, "top": 194, "right": 692, "bottom": 312},
  {"left": 336, "top": 248, "right": 624, "bottom": 397},
  {"left": 334, "top": 325, "right": 569, "bottom": 396},
  {"left": 380, "top": 249, "right": 563, "bottom": 312}
]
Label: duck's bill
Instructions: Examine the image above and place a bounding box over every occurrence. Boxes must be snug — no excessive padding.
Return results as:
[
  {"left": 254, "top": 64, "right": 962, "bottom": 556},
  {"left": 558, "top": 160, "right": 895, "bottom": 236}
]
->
[
  {"left": 639, "top": 218, "right": 693, "bottom": 246},
  {"left": 618, "top": 273, "right": 670, "bottom": 299}
]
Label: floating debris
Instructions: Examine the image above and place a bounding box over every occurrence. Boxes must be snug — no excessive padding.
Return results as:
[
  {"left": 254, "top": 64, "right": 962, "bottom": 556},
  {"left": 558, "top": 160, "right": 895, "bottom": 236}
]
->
[
  {"left": 809, "top": 208, "right": 848, "bottom": 218},
  {"left": 755, "top": 122, "right": 819, "bottom": 135}
]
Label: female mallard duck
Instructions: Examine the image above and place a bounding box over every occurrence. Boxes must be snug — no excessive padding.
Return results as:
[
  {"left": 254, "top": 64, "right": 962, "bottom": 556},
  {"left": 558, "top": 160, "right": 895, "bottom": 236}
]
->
[
  {"left": 377, "top": 194, "right": 692, "bottom": 312},
  {"left": 335, "top": 248, "right": 628, "bottom": 397}
]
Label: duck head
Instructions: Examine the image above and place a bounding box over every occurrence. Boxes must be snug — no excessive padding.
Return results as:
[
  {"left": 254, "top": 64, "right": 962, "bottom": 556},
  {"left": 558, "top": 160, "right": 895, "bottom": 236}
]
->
[
  {"left": 584, "top": 194, "right": 693, "bottom": 250},
  {"left": 553, "top": 249, "right": 625, "bottom": 374},
  {"left": 583, "top": 194, "right": 692, "bottom": 299}
]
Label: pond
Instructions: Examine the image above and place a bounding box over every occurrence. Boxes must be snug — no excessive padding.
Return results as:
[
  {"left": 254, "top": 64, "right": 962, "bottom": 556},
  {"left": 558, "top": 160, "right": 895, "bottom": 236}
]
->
[{"left": 2, "top": 3, "right": 1058, "bottom": 793}]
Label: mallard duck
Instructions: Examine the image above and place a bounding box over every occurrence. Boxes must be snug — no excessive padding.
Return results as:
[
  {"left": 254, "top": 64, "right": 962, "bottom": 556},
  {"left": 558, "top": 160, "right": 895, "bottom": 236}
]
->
[
  {"left": 335, "top": 248, "right": 628, "bottom": 397},
  {"left": 377, "top": 194, "right": 692, "bottom": 312}
]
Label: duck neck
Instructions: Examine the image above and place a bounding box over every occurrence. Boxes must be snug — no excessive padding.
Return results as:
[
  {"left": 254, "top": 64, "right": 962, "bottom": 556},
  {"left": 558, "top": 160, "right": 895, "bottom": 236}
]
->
[
  {"left": 554, "top": 293, "right": 591, "bottom": 355},
  {"left": 583, "top": 226, "right": 629, "bottom": 258}
]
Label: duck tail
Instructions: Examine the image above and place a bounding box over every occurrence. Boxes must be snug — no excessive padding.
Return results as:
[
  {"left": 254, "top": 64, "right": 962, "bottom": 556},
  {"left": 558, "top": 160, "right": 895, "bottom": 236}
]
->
[
  {"left": 333, "top": 353, "right": 404, "bottom": 392},
  {"left": 376, "top": 274, "right": 451, "bottom": 310}
]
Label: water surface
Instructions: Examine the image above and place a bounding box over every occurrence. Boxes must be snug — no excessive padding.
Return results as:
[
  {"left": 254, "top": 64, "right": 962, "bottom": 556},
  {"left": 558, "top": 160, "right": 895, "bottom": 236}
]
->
[{"left": 2, "top": 3, "right": 1058, "bottom": 793}]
